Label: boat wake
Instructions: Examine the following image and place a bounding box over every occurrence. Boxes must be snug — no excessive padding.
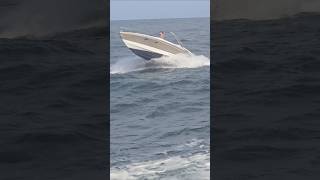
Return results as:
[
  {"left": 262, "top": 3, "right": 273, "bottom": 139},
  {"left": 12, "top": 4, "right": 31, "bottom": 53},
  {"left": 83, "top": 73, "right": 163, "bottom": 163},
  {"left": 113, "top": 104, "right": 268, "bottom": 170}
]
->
[{"left": 110, "top": 54, "right": 210, "bottom": 74}]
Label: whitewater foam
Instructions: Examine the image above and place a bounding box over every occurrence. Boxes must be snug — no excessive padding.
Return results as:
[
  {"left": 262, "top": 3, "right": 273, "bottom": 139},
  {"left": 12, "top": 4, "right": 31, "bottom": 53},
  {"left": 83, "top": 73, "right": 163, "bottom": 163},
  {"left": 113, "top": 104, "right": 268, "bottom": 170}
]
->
[
  {"left": 110, "top": 138, "right": 209, "bottom": 180},
  {"left": 110, "top": 54, "right": 210, "bottom": 74},
  {"left": 110, "top": 153, "right": 210, "bottom": 180}
]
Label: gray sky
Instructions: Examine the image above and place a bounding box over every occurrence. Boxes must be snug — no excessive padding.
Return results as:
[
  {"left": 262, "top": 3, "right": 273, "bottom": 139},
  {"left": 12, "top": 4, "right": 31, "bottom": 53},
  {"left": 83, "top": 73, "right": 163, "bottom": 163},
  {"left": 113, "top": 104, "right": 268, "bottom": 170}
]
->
[{"left": 111, "top": 0, "right": 210, "bottom": 20}]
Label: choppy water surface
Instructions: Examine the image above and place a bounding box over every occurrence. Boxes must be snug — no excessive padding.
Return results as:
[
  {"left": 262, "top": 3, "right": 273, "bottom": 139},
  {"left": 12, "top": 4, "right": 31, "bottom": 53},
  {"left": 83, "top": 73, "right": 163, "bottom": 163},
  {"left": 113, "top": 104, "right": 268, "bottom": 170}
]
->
[
  {"left": 212, "top": 13, "right": 320, "bottom": 179},
  {"left": 110, "top": 18, "right": 210, "bottom": 179}
]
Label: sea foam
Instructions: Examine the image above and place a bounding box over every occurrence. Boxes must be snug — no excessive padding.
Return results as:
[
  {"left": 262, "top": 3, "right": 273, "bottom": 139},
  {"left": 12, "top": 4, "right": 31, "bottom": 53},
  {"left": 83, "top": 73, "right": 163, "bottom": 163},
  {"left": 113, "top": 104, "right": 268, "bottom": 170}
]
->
[{"left": 110, "top": 153, "right": 210, "bottom": 180}]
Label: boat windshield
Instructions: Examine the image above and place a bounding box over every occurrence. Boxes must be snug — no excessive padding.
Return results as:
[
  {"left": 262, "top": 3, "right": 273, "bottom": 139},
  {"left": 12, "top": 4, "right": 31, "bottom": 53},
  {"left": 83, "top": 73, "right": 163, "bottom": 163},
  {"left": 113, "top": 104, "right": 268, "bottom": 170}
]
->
[{"left": 155, "top": 31, "right": 184, "bottom": 47}]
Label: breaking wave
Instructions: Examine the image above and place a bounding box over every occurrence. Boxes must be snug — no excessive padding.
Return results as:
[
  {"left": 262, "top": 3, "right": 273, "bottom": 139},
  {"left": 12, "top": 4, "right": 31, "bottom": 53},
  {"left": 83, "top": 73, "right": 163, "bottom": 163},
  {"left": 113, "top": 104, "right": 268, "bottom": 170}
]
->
[
  {"left": 110, "top": 54, "right": 210, "bottom": 74},
  {"left": 0, "top": 0, "right": 106, "bottom": 38},
  {"left": 213, "top": 0, "right": 320, "bottom": 20}
]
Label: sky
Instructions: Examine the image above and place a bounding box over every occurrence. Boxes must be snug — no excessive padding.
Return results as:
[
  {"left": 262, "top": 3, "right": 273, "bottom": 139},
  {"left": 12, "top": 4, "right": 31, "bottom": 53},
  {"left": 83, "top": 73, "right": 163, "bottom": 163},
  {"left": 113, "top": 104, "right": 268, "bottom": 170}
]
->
[{"left": 111, "top": 0, "right": 210, "bottom": 20}]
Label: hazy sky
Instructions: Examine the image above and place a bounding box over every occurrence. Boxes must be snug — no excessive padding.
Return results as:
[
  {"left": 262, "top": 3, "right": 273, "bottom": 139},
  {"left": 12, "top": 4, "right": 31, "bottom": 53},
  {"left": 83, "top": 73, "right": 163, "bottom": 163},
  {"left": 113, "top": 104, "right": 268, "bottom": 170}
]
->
[{"left": 111, "top": 0, "right": 210, "bottom": 20}]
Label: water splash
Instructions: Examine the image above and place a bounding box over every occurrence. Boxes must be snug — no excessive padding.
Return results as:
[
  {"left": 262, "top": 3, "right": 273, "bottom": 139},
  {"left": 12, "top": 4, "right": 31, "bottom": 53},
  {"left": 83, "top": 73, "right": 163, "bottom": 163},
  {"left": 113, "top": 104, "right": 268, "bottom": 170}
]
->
[{"left": 110, "top": 54, "right": 210, "bottom": 74}]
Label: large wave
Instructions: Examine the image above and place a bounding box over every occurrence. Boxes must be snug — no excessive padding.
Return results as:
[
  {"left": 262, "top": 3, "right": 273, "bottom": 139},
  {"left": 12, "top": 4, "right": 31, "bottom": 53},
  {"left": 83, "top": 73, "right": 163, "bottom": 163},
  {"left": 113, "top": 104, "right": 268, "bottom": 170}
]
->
[
  {"left": 0, "top": 0, "right": 107, "bottom": 38},
  {"left": 213, "top": 0, "right": 320, "bottom": 20},
  {"left": 110, "top": 54, "right": 210, "bottom": 74}
]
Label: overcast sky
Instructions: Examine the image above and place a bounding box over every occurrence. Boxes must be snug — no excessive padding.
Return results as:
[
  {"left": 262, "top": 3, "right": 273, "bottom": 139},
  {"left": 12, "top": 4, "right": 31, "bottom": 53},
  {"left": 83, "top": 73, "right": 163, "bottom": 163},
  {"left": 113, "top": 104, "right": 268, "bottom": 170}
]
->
[{"left": 111, "top": 0, "right": 210, "bottom": 20}]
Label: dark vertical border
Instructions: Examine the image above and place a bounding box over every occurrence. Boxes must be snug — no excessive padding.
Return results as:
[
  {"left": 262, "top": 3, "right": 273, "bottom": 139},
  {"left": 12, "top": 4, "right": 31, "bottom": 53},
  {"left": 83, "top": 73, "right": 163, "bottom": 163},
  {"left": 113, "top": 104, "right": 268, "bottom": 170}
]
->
[
  {"left": 210, "top": 1, "right": 320, "bottom": 179},
  {"left": 210, "top": 0, "right": 214, "bottom": 179},
  {"left": 0, "top": 0, "right": 110, "bottom": 179},
  {"left": 106, "top": 0, "right": 111, "bottom": 178}
]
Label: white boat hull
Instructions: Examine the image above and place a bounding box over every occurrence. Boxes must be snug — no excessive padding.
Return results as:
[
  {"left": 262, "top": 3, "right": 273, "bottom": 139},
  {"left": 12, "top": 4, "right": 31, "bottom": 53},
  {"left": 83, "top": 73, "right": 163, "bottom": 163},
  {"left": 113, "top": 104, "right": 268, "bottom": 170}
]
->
[{"left": 120, "top": 31, "right": 192, "bottom": 60}]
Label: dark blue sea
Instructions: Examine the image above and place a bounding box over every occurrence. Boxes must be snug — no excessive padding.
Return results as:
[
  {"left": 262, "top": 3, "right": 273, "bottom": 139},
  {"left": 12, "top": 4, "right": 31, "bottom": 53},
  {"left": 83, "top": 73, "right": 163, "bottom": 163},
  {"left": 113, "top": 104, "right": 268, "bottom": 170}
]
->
[
  {"left": 212, "top": 13, "right": 320, "bottom": 179},
  {"left": 110, "top": 18, "right": 210, "bottom": 179}
]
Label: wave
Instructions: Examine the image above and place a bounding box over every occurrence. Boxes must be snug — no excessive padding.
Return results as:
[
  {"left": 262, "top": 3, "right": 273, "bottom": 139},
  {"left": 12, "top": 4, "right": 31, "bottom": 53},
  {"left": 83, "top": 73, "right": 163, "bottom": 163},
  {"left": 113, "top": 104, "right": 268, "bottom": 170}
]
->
[
  {"left": 111, "top": 139, "right": 209, "bottom": 180},
  {"left": 111, "top": 153, "right": 209, "bottom": 180},
  {"left": 110, "top": 54, "right": 210, "bottom": 74},
  {"left": 0, "top": 0, "right": 107, "bottom": 38},
  {"left": 213, "top": 0, "right": 320, "bottom": 20}
]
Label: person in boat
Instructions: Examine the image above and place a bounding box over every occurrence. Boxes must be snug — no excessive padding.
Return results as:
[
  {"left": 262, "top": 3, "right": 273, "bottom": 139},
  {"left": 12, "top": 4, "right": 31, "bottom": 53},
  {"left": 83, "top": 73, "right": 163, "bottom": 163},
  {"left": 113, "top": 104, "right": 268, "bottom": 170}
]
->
[{"left": 159, "top": 31, "right": 165, "bottom": 39}]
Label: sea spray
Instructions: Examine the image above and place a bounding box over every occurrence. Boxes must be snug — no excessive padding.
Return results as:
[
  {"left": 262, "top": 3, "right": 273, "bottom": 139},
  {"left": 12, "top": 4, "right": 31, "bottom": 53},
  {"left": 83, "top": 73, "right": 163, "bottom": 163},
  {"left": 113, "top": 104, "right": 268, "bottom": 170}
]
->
[
  {"left": 110, "top": 54, "right": 210, "bottom": 74},
  {"left": 110, "top": 57, "right": 146, "bottom": 74}
]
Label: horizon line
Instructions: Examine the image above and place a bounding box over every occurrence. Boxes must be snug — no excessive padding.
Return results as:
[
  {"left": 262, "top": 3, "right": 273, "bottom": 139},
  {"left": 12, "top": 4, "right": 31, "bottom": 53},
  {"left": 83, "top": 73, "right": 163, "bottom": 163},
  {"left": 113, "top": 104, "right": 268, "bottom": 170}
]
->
[{"left": 111, "top": 16, "right": 210, "bottom": 21}]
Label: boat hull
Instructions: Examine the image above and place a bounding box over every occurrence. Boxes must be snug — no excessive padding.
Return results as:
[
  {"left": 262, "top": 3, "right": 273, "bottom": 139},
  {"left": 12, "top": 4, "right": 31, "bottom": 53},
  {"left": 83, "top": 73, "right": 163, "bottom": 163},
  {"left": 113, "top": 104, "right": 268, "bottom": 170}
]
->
[
  {"left": 129, "top": 48, "right": 163, "bottom": 60},
  {"left": 120, "top": 32, "right": 191, "bottom": 60}
]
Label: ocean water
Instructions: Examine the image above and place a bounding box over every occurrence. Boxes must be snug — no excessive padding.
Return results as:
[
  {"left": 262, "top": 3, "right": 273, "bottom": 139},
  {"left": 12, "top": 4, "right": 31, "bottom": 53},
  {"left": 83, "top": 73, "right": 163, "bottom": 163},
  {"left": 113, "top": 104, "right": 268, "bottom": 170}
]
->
[
  {"left": 212, "top": 13, "right": 320, "bottom": 179},
  {"left": 0, "top": 26, "right": 108, "bottom": 179},
  {"left": 110, "top": 18, "right": 210, "bottom": 179},
  {"left": 0, "top": 1, "right": 109, "bottom": 179}
]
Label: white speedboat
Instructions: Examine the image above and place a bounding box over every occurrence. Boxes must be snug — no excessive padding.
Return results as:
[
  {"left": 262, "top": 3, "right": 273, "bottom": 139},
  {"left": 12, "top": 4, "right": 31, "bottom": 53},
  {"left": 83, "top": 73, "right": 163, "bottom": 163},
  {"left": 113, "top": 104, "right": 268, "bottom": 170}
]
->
[{"left": 120, "top": 31, "right": 193, "bottom": 60}]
